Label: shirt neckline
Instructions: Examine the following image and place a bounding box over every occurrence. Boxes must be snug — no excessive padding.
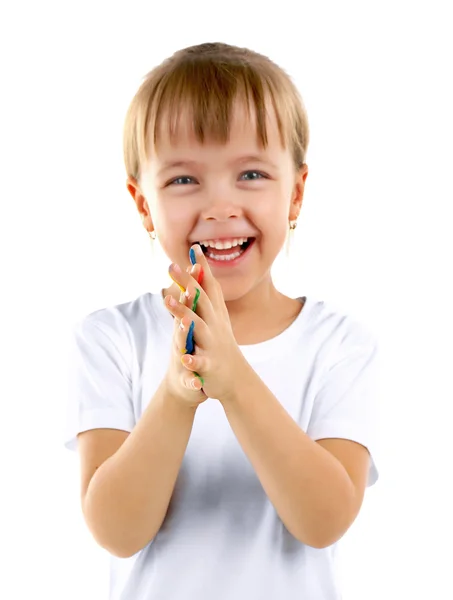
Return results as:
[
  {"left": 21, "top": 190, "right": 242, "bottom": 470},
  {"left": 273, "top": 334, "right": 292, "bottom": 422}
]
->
[{"left": 148, "top": 291, "right": 314, "bottom": 363}]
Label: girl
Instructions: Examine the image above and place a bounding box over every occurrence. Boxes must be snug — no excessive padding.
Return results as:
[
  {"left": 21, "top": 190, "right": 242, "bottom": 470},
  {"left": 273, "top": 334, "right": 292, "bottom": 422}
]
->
[{"left": 65, "top": 42, "right": 379, "bottom": 600}]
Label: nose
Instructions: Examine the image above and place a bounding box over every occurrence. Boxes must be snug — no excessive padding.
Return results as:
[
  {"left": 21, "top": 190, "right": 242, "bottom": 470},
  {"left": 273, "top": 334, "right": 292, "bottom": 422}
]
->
[{"left": 199, "top": 189, "right": 245, "bottom": 223}]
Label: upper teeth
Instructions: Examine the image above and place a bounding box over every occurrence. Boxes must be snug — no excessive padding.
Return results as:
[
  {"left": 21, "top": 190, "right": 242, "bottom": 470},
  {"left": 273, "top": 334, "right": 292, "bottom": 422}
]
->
[{"left": 199, "top": 238, "right": 249, "bottom": 250}]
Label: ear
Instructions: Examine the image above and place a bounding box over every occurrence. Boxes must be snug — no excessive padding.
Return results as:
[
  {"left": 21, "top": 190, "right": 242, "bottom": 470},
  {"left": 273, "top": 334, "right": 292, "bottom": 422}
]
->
[
  {"left": 127, "top": 176, "right": 152, "bottom": 229},
  {"left": 291, "top": 163, "right": 309, "bottom": 215}
]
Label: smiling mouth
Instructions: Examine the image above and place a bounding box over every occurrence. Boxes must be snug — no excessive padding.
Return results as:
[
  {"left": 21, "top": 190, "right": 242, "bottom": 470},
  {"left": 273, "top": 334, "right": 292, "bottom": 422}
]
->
[{"left": 194, "top": 238, "right": 255, "bottom": 254}]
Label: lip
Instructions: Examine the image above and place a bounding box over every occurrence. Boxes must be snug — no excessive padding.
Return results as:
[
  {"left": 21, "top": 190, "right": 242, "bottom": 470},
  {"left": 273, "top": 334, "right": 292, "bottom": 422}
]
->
[{"left": 202, "top": 238, "right": 256, "bottom": 269}]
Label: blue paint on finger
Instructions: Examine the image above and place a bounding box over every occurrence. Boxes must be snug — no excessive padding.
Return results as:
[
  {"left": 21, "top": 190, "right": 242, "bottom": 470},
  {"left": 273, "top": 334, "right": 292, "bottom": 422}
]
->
[
  {"left": 189, "top": 248, "right": 197, "bottom": 266},
  {"left": 185, "top": 320, "right": 195, "bottom": 354}
]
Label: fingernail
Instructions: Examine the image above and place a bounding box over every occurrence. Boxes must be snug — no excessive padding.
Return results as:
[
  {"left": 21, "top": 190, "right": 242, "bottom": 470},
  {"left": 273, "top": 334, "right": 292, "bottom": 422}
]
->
[
  {"left": 168, "top": 296, "right": 177, "bottom": 307},
  {"left": 171, "top": 263, "right": 181, "bottom": 274}
]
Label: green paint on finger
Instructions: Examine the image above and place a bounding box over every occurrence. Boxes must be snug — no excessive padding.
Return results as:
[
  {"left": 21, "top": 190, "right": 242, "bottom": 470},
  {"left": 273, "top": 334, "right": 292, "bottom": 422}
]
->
[{"left": 191, "top": 287, "right": 201, "bottom": 313}]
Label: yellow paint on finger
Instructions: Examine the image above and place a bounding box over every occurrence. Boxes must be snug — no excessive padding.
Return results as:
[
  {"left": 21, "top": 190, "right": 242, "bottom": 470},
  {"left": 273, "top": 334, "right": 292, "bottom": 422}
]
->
[{"left": 169, "top": 271, "right": 186, "bottom": 293}]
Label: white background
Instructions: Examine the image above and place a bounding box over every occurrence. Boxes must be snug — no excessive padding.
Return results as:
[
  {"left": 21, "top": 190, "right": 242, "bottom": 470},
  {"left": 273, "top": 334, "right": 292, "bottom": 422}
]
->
[{"left": 1, "top": 1, "right": 452, "bottom": 598}]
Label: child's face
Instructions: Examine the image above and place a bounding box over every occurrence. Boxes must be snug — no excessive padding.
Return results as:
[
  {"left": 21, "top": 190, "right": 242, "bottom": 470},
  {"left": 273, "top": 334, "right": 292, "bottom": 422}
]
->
[{"left": 130, "top": 96, "right": 308, "bottom": 301}]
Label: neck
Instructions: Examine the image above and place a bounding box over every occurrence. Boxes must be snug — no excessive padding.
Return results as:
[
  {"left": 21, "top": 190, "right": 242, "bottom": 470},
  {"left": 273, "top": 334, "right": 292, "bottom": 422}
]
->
[
  {"left": 161, "top": 274, "right": 286, "bottom": 325},
  {"left": 224, "top": 277, "right": 283, "bottom": 324}
]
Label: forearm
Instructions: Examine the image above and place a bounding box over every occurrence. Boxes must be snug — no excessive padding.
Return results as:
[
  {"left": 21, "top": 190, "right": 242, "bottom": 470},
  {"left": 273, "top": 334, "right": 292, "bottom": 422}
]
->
[
  {"left": 222, "top": 360, "right": 356, "bottom": 548},
  {"left": 83, "top": 379, "right": 197, "bottom": 558}
]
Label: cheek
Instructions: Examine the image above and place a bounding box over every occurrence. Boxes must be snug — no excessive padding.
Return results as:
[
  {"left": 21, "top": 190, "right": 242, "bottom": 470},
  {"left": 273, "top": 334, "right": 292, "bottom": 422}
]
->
[
  {"left": 155, "top": 205, "right": 196, "bottom": 255},
  {"left": 156, "top": 198, "right": 192, "bottom": 230},
  {"left": 257, "top": 215, "right": 289, "bottom": 254},
  {"left": 255, "top": 201, "right": 288, "bottom": 233}
]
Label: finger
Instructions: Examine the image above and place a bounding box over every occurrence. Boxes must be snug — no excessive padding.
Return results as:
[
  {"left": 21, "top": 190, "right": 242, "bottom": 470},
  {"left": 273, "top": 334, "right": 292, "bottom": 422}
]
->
[
  {"left": 189, "top": 248, "right": 205, "bottom": 285},
  {"left": 177, "top": 316, "right": 205, "bottom": 360},
  {"left": 180, "top": 342, "right": 205, "bottom": 391},
  {"left": 168, "top": 267, "right": 186, "bottom": 293},
  {"left": 166, "top": 298, "right": 208, "bottom": 353},
  {"left": 181, "top": 353, "right": 205, "bottom": 383},
  {"left": 181, "top": 319, "right": 195, "bottom": 354},
  {"left": 168, "top": 264, "right": 201, "bottom": 320},
  {"left": 189, "top": 244, "right": 218, "bottom": 303},
  {"left": 186, "top": 278, "right": 216, "bottom": 329},
  {"left": 169, "top": 261, "right": 203, "bottom": 295},
  {"left": 167, "top": 298, "right": 204, "bottom": 390},
  {"left": 184, "top": 266, "right": 201, "bottom": 310},
  {"left": 186, "top": 263, "right": 204, "bottom": 288},
  {"left": 167, "top": 261, "right": 215, "bottom": 327},
  {"left": 184, "top": 372, "right": 204, "bottom": 391},
  {"left": 181, "top": 264, "right": 213, "bottom": 325},
  {"left": 169, "top": 263, "right": 201, "bottom": 300}
]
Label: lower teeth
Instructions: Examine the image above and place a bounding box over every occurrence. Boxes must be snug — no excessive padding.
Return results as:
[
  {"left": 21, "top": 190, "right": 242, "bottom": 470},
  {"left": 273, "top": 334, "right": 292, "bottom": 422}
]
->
[
  {"left": 207, "top": 250, "right": 244, "bottom": 261},
  {"left": 207, "top": 249, "right": 243, "bottom": 261}
]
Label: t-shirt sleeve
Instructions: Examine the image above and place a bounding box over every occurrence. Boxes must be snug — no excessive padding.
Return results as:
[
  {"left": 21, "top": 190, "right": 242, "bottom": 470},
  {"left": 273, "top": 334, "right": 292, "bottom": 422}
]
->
[
  {"left": 64, "top": 314, "right": 136, "bottom": 453},
  {"left": 306, "top": 324, "right": 380, "bottom": 487}
]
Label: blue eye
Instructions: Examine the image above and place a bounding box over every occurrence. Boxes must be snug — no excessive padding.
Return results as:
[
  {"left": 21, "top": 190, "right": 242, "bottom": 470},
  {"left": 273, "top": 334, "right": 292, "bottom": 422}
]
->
[
  {"left": 241, "top": 170, "right": 267, "bottom": 181},
  {"left": 170, "top": 176, "right": 194, "bottom": 186},
  {"left": 168, "top": 170, "right": 267, "bottom": 186}
]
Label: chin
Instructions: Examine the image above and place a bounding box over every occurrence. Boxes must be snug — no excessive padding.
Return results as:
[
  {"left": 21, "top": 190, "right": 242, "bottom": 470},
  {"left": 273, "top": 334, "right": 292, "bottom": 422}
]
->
[{"left": 216, "top": 278, "right": 259, "bottom": 304}]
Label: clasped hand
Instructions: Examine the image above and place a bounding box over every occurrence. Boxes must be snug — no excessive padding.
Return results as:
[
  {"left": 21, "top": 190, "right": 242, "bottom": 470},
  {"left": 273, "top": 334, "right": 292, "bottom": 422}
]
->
[{"left": 164, "top": 245, "right": 244, "bottom": 403}]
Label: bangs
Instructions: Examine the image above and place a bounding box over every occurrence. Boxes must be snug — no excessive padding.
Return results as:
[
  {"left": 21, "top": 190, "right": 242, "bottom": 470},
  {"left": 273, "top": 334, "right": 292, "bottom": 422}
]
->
[{"left": 149, "top": 63, "right": 285, "bottom": 154}]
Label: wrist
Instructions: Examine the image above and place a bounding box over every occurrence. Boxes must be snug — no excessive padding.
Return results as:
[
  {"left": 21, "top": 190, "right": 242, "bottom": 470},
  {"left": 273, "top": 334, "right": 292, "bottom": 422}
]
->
[
  {"left": 161, "top": 377, "right": 200, "bottom": 413},
  {"left": 219, "top": 352, "right": 251, "bottom": 407}
]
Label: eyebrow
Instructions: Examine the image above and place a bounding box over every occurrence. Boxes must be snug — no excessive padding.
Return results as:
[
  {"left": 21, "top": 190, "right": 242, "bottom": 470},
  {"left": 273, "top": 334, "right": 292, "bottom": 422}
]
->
[{"left": 157, "top": 155, "right": 279, "bottom": 174}]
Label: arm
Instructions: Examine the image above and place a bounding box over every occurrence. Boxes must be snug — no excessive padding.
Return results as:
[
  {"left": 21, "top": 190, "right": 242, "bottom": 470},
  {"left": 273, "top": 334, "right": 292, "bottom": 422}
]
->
[
  {"left": 221, "top": 359, "right": 370, "bottom": 549},
  {"left": 82, "top": 379, "right": 197, "bottom": 558}
]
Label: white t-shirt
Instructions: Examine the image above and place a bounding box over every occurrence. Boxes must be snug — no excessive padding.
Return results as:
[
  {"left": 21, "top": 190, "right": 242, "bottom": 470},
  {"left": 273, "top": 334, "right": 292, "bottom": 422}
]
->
[{"left": 64, "top": 291, "right": 380, "bottom": 600}]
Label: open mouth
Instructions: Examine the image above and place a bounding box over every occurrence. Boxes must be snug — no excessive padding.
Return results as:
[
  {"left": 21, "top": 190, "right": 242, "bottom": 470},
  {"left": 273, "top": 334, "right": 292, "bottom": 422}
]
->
[
  {"left": 195, "top": 238, "right": 255, "bottom": 255},
  {"left": 190, "top": 237, "right": 256, "bottom": 267}
]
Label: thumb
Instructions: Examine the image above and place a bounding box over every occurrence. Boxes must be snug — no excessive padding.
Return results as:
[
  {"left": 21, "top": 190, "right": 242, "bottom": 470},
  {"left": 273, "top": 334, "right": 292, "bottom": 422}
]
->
[{"left": 185, "top": 375, "right": 203, "bottom": 391}]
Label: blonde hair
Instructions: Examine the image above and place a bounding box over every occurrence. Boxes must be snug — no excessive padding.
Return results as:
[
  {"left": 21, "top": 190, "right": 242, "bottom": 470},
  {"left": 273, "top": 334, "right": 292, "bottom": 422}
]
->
[{"left": 123, "top": 42, "right": 310, "bottom": 182}]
